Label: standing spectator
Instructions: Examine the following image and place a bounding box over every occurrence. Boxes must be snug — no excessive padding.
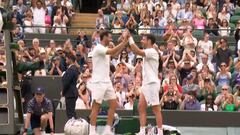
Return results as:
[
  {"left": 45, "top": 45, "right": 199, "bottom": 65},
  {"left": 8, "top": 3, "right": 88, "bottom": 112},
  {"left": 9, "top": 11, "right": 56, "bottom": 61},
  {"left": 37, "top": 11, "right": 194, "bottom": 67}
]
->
[
  {"left": 46, "top": 40, "right": 56, "bottom": 59},
  {"left": 164, "top": 4, "right": 177, "bottom": 21},
  {"left": 96, "top": 9, "right": 109, "bottom": 29},
  {"left": 170, "top": 0, "right": 181, "bottom": 12},
  {"left": 16, "top": 0, "right": 27, "bottom": 16},
  {"left": 214, "top": 38, "right": 232, "bottom": 69},
  {"left": 22, "top": 87, "right": 54, "bottom": 135},
  {"left": 199, "top": 77, "right": 216, "bottom": 100},
  {"left": 32, "top": 0, "right": 46, "bottom": 33},
  {"left": 192, "top": 12, "right": 206, "bottom": 30},
  {"left": 219, "top": 19, "right": 231, "bottom": 36},
  {"left": 62, "top": 54, "right": 79, "bottom": 119},
  {"left": 45, "top": 9, "right": 52, "bottom": 33},
  {"left": 163, "top": 74, "right": 183, "bottom": 94},
  {"left": 197, "top": 33, "right": 213, "bottom": 62},
  {"left": 160, "top": 88, "right": 182, "bottom": 110},
  {"left": 101, "top": 0, "right": 117, "bottom": 14},
  {"left": 23, "top": 9, "right": 34, "bottom": 33},
  {"left": 176, "top": 2, "right": 193, "bottom": 23}
]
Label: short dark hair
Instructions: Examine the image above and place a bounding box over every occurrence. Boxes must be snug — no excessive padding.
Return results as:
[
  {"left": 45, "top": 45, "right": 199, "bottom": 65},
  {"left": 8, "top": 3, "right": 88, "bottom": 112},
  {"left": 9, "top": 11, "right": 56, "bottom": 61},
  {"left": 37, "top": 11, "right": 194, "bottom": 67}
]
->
[
  {"left": 144, "top": 34, "right": 156, "bottom": 45},
  {"left": 100, "top": 30, "right": 110, "bottom": 41},
  {"left": 66, "top": 54, "right": 76, "bottom": 62}
]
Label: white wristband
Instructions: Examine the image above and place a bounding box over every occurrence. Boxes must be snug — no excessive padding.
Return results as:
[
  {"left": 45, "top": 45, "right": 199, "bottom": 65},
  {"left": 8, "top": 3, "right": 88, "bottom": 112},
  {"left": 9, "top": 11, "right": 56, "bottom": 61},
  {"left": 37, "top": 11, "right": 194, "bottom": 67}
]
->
[{"left": 128, "top": 37, "right": 135, "bottom": 45}]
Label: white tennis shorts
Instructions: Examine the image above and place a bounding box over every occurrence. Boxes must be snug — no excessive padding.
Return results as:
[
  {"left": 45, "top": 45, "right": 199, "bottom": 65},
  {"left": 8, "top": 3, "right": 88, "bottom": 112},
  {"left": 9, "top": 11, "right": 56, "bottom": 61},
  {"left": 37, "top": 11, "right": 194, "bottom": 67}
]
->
[
  {"left": 87, "top": 81, "right": 116, "bottom": 104},
  {"left": 141, "top": 82, "right": 161, "bottom": 106}
]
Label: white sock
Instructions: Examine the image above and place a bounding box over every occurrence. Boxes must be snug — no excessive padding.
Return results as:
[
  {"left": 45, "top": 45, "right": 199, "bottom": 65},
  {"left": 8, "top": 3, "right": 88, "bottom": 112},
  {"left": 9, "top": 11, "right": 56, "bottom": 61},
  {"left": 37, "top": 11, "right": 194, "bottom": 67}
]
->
[
  {"left": 104, "top": 125, "right": 111, "bottom": 133},
  {"left": 158, "top": 128, "right": 163, "bottom": 135},
  {"left": 140, "top": 126, "right": 146, "bottom": 133},
  {"left": 90, "top": 125, "right": 96, "bottom": 133}
]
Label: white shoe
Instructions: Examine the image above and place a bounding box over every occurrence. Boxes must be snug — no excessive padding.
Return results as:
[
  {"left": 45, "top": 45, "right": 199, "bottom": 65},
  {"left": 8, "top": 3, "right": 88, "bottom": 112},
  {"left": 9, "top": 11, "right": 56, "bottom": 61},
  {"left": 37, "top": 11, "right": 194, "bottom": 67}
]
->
[
  {"left": 102, "top": 130, "right": 114, "bottom": 135},
  {"left": 89, "top": 132, "right": 99, "bottom": 135},
  {"left": 135, "top": 132, "right": 145, "bottom": 135},
  {"left": 40, "top": 130, "right": 46, "bottom": 135}
]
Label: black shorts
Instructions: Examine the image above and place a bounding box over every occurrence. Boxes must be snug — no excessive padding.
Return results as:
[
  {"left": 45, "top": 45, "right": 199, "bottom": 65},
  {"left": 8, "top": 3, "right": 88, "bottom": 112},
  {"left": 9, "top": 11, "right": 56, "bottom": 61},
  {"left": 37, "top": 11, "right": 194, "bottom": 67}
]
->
[{"left": 30, "top": 114, "right": 42, "bottom": 129}]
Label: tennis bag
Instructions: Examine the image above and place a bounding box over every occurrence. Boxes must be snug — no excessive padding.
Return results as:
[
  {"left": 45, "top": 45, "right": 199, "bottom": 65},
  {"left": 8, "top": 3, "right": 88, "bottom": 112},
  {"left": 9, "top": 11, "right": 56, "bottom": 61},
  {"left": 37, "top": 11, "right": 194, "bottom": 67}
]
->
[{"left": 64, "top": 117, "right": 89, "bottom": 135}]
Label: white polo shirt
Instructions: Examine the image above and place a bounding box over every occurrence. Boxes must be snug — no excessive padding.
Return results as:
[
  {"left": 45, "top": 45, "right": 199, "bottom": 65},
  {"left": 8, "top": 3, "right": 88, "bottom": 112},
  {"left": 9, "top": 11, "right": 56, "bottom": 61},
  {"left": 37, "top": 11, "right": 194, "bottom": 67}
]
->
[
  {"left": 142, "top": 48, "right": 160, "bottom": 84},
  {"left": 91, "top": 44, "right": 111, "bottom": 83}
]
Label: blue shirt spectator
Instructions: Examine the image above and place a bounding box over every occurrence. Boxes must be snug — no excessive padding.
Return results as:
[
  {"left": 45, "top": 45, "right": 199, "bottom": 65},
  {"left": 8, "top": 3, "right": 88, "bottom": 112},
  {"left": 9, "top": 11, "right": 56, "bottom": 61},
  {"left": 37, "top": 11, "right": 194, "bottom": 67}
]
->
[{"left": 176, "top": 3, "right": 193, "bottom": 22}]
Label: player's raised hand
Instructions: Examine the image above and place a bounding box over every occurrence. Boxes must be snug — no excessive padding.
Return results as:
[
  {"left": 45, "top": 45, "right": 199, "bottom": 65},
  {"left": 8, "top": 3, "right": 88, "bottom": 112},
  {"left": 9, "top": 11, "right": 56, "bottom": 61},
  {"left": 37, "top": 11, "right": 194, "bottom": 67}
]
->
[{"left": 122, "top": 29, "right": 130, "bottom": 40}]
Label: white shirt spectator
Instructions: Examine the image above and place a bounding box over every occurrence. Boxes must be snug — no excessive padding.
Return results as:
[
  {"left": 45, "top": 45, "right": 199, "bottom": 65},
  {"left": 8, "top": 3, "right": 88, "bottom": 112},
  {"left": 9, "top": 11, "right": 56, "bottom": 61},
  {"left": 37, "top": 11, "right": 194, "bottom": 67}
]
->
[
  {"left": 197, "top": 40, "right": 213, "bottom": 61},
  {"left": 31, "top": 7, "right": 45, "bottom": 25},
  {"left": 138, "top": 25, "right": 151, "bottom": 35},
  {"left": 91, "top": 44, "right": 111, "bottom": 82},
  {"left": 200, "top": 104, "right": 218, "bottom": 111},
  {"left": 164, "top": 9, "right": 177, "bottom": 19},
  {"left": 219, "top": 26, "right": 231, "bottom": 36}
]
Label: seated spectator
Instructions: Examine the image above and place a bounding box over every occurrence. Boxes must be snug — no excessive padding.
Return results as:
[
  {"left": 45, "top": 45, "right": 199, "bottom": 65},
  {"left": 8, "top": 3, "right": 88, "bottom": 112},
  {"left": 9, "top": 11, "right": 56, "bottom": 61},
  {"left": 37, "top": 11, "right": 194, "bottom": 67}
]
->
[
  {"left": 180, "top": 91, "right": 201, "bottom": 110},
  {"left": 197, "top": 33, "right": 213, "bottom": 62},
  {"left": 101, "top": 0, "right": 117, "bottom": 15},
  {"left": 216, "top": 62, "right": 231, "bottom": 87},
  {"left": 200, "top": 94, "right": 218, "bottom": 111},
  {"left": 214, "top": 38, "right": 232, "bottom": 69},
  {"left": 76, "top": 31, "right": 88, "bottom": 49},
  {"left": 219, "top": 19, "right": 231, "bottom": 36},
  {"left": 12, "top": 5, "right": 23, "bottom": 25},
  {"left": 96, "top": 9, "right": 109, "bottom": 29},
  {"left": 61, "top": 0, "right": 73, "bottom": 13},
  {"left": 182, "top": 74, "right": 200, "bottom": 96},
  {"left": 162, "top": 55, "right": 178, "bottom": 75},
  {"left": 46, "top": 40, "right": 56, "bottom": 59},
  {"left": 205, "top": 18, "right": 219, "bottom": 36},
  {"left": 154, "top": 0, "right": 167, "bottom": 11},
  {"left": 162, "top": 19, "right": 177, "bottom": 41},
  {"left": 151, "top": 18, "right": 163, "bottom": 36},
  {"left": 160, "top": 88, "right": 182, "bottom": 110},
  {"left": 126, "top": 14, "right": 137, "bottom": 34},
  {"left": 31, "top": 0, "right": 46, "bottom": 33},
  {"left": 31, "top": 38, "right": 44, "bottom": 58},
  {"left": 112, "top": 12, "right": 124, "bottom": 34},
  {"left": 181, "top": 26, "right": 198, "bottom": 51},
  {"left": 170, "top": 0, "right": 181, "bottom": 12},
  {"left": 75, "top": 82, "right": 90, "bottom": 109},
  {"left": 199, "top": 77, "right": 216, "bottom": 101},
  {"left": 164, "top": 3, "right": 177, "bottom": 20},
  {"left": 221, "top": 94, "right": 238, "bottom": 111},
  {"left": 192, "top": 12, "right": 206, "bottom": 30},
  {"left": 52, "top": 8, "right": 68, "bottom": 34},
  {"left": 45, "top": 0, "right": 54, "bottom": 17},
  {"left": 163, "top": 74, "right": 183, "bottom": 94},
  {"left": 196, "top": 54, "right": 215, "bottom": 73},
  {"left": 161, "top": 40, "right": 181, "bottom": 61},
  {"left": 177, "top": 52, "right": 197, "bottom": 81},
  {"left": 233, "top": 89, "right": 240, "bottom": 111},
  {"left": 138, "top": 19, "right": 151, "bottom": 35},
  {"left": 155, "top": 10, "right": 167, "bottom": 27},
  {"left": 214, "top": 84, "right": 230, "bottom": 110},
  {"left": 115, "top": 81, "right": 126, "bottom": 108},
  {"left": 48, "top": 56, "right": 64, "bottom": 75},
  {"left": 218, "top": 6, "right": 230, "bottom": 23},
  {"left": 223, "top": 0, "right": 235, "bottom": 15},
  {"left": 206, "top": 5, "right": 217, "bottom": 20},
  {"left": 176, "top": 2, "right": 193, "bottom": 23}
]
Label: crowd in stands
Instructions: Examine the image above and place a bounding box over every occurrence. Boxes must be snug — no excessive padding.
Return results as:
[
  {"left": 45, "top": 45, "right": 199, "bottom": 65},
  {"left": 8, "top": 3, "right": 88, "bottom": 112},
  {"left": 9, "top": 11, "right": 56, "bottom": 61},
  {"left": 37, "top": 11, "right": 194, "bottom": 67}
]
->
[
  {"left": 10, "top": 0, "right": 240, "bottom": 113},
  {"left": 11, "top": 0, "right": 74, "bottom": 38}
]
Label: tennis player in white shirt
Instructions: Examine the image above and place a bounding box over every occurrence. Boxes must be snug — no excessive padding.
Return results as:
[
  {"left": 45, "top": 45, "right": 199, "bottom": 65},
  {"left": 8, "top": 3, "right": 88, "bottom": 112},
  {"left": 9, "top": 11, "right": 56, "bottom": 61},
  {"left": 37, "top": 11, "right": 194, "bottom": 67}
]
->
[
  {"left": 128, "top": 33, "right": 163, "bottom": 135},
  {"left": 87, "top": 30, "right": 129, "bottom": 135}
]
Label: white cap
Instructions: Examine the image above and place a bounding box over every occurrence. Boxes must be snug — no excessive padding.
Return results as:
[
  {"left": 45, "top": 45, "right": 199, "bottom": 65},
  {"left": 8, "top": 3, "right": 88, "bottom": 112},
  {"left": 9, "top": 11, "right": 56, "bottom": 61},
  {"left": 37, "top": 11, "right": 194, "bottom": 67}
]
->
[
  {"left": 136, "top": 55, "right": 143, "bottom": 59},
  {"left": 56, "top": 47, "right": 63, "bottom": 51},
  {"left": 40, "top": 48, "right": 46, "bottom": 54}
]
